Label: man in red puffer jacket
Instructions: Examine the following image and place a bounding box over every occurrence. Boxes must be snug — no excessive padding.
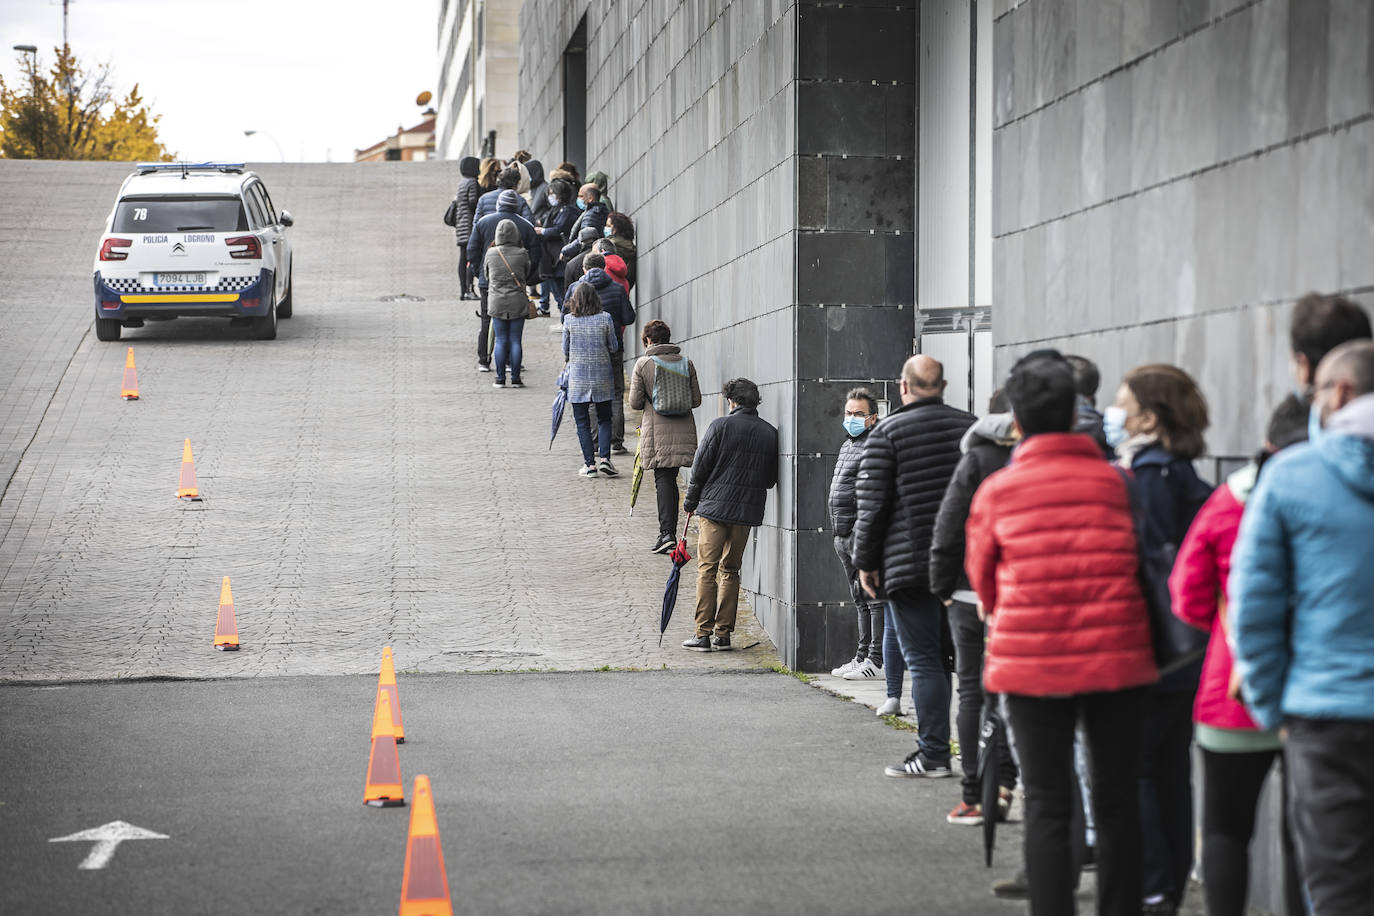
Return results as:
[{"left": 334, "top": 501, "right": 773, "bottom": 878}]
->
[{"left": 966, "top": 355, "right": 1158, "bottom": 916}]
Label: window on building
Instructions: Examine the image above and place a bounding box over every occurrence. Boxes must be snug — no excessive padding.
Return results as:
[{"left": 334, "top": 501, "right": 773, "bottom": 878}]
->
[
  {"left": 385, "top": 149, "right": 402, "bottom": 161},
  {"left": 562, "top": 15, "right": 587, "bottom": 173}
]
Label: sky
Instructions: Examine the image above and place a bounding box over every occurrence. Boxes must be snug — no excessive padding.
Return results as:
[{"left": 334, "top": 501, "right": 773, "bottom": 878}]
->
[{"left": 1, "top": 0, "right": 437, "bottom": 162}]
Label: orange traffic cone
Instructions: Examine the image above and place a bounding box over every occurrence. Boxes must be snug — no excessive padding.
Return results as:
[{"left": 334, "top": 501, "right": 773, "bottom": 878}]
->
[
  {"left": 377, "top": 647, "right": 405, "bottom": 743},
  {"left": 176, "top": 439, "right": 201, "bottom": 501},
  {"left": 214, "top": 577, "right": 240, "bottom": 651},
  {"left": 398, "top": 775, "right": 452, "bottom": 916},
  {"left": 121, "top": 348, "right": 139, "bottom": 400},
  {"left": 365, "top": 689, "right": 405, "bottom": 807}
]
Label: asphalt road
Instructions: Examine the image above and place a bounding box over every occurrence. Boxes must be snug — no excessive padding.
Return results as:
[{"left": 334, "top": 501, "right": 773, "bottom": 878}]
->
[{"left": 0, "top": 671, "right": 1029, "bottom": 915}]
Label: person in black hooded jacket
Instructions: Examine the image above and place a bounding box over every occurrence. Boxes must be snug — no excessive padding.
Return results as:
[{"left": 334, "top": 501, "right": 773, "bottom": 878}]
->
[
  {"left": 452, "top": 157, "right": 481, "bottom": 300},
  {"left": 929, "top": 389, "right": 1020, "bottom": 823},
  {"left": 537, "top": 178, "right": 579, "bottom": 316},
  {"left": 525, "top": 160, "right": 549, "bottom": 225},
  {"left": 854, "top": 355, "right": 974, "bottom": 779},
  {"left": 681, "top": 378, "right": 779, "bottom": 652}
]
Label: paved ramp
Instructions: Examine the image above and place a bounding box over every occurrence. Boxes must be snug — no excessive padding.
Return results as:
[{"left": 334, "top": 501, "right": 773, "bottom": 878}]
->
[{"left": 0, "top": 160, "right": 773, "bottom": 679}]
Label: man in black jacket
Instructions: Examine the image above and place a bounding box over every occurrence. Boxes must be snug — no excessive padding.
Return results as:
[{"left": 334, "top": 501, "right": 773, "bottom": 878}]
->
[
  {"left": 681, "top": 378, "right": 779, "bottom": 651},
  {"left": 829, "top": 387, "right": 884, "bottom": 680},
  {"left": 854, "top": 355, "right": 974, "bottom": 777}
]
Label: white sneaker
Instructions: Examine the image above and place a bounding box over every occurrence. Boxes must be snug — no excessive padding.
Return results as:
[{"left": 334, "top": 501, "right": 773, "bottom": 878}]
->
[
  {"left": 876, "top": 697, "right": 902, "bottom": 716},
  {"left": 842, "top": 658, "right": 882, "bottom": 680},
  {"left": 578, "top": 464, "right": 599, "bottom": 478},
  {"left": 830, "top": 659, "right": 860, "bottom": 677}
]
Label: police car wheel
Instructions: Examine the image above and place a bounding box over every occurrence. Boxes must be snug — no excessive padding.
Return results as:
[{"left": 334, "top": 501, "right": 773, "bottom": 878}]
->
[
  {"left": 95, "top": 318, "right": 121, "bottom": 341},
  {"left": 251, "top": 297, "right": 278, "bottom": 340},
  {"left": 277, "top": 266, "right": 293, "bottom": 319}
]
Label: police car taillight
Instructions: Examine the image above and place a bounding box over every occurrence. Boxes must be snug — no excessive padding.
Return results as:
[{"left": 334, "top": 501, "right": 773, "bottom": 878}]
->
[
  {"left": 225, "top": 235, "right": 262, "bottom": 259},
  {"left": 100, "top": 237, "right": 132, "bottom": 260}
]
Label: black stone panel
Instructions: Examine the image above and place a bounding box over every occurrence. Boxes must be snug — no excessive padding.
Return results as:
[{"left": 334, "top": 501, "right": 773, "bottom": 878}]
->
[
  {"left": 826, "top": 157, "right": 914, "bottom": 232},
  {"left": 796, "top": 230, "right": 888, "bottom": 303},
  {"left": 798, "top": 82, "right": 888, "bottom": 156},
  {"left": 884, "top": 82, "right": 918, "bottom": 158},
  {"left": 795, "top": 603, "right": 862, "bottom": 672},
  {"left": 799, "top": 156, "right": 828, "bottom": 229},
  {"left": 796, "top": 453, "right": 836, "bottom": 531},
  {"left": 797, "top": 528, "right": 853, "bottom": 606},
  {"left": 797, "top": 379, "right": 865, "bottom": 454},
  {"left": 798, "top": 304, "right": 828, "bottom": 373},
  {"left": 824, "top": 305, "right": 914, "bottom": 380},
  {"left": 884, "top": 232, "right": 915, "bottom": 305},
  {"left": 798, "top": 3, "right": 918, "bottom": 83}
]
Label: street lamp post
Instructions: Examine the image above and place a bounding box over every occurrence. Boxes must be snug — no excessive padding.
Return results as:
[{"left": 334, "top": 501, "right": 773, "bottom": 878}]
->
[
  {"left": 243, "top": 129, "right": 285, "bottom": 163},
  {"left": 12, "top": 44, "right": 38, "bottom": 97}
]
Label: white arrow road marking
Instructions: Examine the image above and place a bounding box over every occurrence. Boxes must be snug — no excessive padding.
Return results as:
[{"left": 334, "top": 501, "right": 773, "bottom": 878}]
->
[{"left": 50, "top": 820, "right": 169, "bottom": 870}]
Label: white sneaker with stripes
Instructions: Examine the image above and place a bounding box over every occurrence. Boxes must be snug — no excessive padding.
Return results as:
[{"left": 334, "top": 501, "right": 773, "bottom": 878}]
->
[
  {"left": 830, "top": 658, "right": 861, "bottom": 677},
  {"left": 841, "top": 658, "right": 881, "bottom": 680}
]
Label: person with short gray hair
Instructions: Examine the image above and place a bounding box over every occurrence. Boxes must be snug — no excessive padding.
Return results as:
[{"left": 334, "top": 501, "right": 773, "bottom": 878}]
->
[{"left": 681, "top": 378, "right": 779, "bottom": 652}]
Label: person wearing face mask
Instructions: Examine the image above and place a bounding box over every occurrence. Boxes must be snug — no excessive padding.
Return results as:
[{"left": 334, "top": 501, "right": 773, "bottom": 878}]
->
[
  {"left": 627, "top": 320, "right": 701, "bottom": 554},
  {"left": 1168, "top": 397, "right": 1310, "bottom": 916},
  {"left": 1231, "top": 340, "right": 1374, "bottom": 916},
  {"left": 827, "top": 389, "right": 886, "bottom": 683},
  {"left": 536, "top": 178, "right": 579, "bottom": 317},
  {"left": 574, "top": 183, "right": 610, "bottom": 236},
  {"left": 603, "top": 212, "right": 637, "bottom": 289},
  {"left": 1106, "top": 364, "right": 1214, "bottom": 916}
]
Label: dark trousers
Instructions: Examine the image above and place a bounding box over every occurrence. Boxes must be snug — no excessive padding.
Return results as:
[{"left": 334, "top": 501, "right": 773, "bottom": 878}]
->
[
  {"left": 833, "top": 535, "right": 882, "bottom": 663},
  {"left": 887, "top": 589, "right": 952, "bottom": 762},
  {"left": 653, "top": 467, "right": 680, "bottom": 540},
  {"left": 1200, "top": 747, "right": 1306, "bottom": 916},
  {"left": 1286, "top": 716, "right": 1374, "bottom": 915},
  {"left": 949, "top": 600, "right": 1017, "bottom": 806},
  {"left": 476, "top": 287, "right": 491, "bottom": 366},
  {"left": 1007, "top": 689, "right": 1145, "bottom": 916},
  {"left": 882, "top": 602, "right": 907, "bottom": 699},
  {"left": 458, "top": 255, "right": 473, "bottom": 297},
  {"left": 572, "top": 400, "right": 612, "bottom": 465},
  {"left": 611, "top": 361, "right": 626, "bottom": 447},
  {"left": 1139, "top": 691, "right": 1195, "bottom": 904}
]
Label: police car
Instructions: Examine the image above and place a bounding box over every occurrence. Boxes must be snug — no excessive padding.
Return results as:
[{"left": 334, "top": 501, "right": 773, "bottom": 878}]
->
[{"left": 92, "top": 162, "right": 294, "bottom": 341}]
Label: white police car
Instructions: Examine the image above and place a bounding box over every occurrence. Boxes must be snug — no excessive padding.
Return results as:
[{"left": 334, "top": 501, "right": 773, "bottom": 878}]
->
[{"left": 92, "top": 162, "right": 294, "bottom": 341}]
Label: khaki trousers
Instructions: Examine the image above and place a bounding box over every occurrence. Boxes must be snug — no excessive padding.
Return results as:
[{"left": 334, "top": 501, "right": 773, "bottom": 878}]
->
[{"left": 694, "top": 517, "right": 752, "bottom": 637}]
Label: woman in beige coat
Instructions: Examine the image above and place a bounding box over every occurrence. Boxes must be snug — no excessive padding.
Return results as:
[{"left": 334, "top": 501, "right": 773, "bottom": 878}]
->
[{"left": 628, "top": 320, "right": 702, "bottom": 553}]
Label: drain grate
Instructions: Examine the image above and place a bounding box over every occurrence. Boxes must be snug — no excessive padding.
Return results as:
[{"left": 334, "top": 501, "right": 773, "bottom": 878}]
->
[{"left": 378, "top": 293, "right": 426, "bottom": 303}]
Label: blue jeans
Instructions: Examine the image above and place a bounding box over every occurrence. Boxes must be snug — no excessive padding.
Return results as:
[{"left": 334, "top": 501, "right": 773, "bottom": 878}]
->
[
  {"left": 492, "top": 316, "right": 524, "bottom": 382},
  {"left": 883, "top": 602, "right": 907, "bottom": 700},
  {"left": 540, "top": 276, "right": 565, "bottom": 314},
  {"left": 572, "top": 400, "right": 612, "bottom": 465},
  {"left": 887, "top": 588, "right": 952, "bottom": 762}
]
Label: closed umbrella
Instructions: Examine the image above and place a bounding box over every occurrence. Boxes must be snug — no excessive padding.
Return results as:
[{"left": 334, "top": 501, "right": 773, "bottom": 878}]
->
[
  {"left": 628, "top": 441, "right": 644, "bottom": 516},
  {"left": 550, "top": 367, "right": 569, "bottom": 450},
  {"left": 658, "top": 513, "right": 693, "bottom": 646},
  {"left": 978, "top": 708, "right": 1006, "bottom": 867}
]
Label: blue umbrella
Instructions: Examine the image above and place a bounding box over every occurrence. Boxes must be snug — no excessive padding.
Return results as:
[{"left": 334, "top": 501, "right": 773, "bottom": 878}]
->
[
  {"left": 550, "top": 367, "right": 569, "bottom": 451},
  {"left": 659, "top": 513, "right": 694, "bottom": 647}
]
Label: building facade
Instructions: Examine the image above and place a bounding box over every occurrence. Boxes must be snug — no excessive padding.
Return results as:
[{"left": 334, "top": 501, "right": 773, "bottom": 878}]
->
[
  {"left": 516, "top": 0, "right": 1373, "bottom": 669},
  {"left": 354, "top": 115, "right": 437, "bottom": 162},
  {"left": 436, "top": 0, "right": 523, "bottom": 160}
]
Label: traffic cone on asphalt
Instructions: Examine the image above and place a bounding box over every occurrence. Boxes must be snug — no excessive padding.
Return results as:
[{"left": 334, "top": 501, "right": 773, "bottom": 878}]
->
[
  {"left": 398, "top": 775, "right": 452, "bottom": 916},
  {"left": 377, "top": 647, "right": 405, "bottom": 743},
  {"left": 213, "top": 577, "right": 240, "bottom": 651},
  {"left": 176, "top": 439, "right": 201, "bottom": 501},
  {"left": 120, "top": 348, "right": 139, "bottom": 400},
  {"left": 364, "top": 689, "right": 405, "bottom": 807}
]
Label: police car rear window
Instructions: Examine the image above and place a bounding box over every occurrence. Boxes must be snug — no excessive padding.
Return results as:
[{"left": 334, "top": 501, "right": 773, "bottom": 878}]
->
[{"left": 112, "top": 196, "right": 248, "bottom": 233}]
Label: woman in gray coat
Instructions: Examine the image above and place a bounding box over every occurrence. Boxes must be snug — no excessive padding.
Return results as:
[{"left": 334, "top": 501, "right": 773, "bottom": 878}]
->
[
  {"left": 628, "top": 320, "right": 702, "bottom": 553},
  {"left": 562, "top": 283, "right": 620, "bottom": 478},
  {"left": 483, "top": 219, "right": 531, "bottom": 388}
]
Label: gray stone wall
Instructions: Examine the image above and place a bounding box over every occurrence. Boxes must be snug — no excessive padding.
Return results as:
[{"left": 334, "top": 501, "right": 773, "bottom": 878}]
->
[
  {"left": 992, "top": 0, "right": 1374, "bottom": 458},
  {"left": 519, "top": 0, "right": 803, "bottom": 661}
]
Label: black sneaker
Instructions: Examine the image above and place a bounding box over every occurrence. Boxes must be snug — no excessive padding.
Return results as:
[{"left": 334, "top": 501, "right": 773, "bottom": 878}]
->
[
  {"left": 509, "top": 379, "right": 525, "bottom": 389},
  {"left": 681, "top": 636, "right": 711, "bottom": 652},
  {"left": 711, "top": 635, "right": 732, "bottom": 651},
  {"left": 611, "top": 443, "right": 630, "bottom": 455},
  {"left": 992, "top": 870, "right": 1029, "bottom": 900},
  {"left": 493, "top": 379, "right": 505, "bottom": 388},
  {"left": 597, "top": 458, "right": 619, "bottom": 477},
  {"left": 884, "top": 750, "right": 954, "bottom": 779},
  {"left": 650, "top": 535, "right": 675, "bottom": 554}
]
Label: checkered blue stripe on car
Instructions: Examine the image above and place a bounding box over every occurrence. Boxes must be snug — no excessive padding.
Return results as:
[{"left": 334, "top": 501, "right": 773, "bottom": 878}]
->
[{"left": 102, "top": 276, "right": 258, "bottom": 293}]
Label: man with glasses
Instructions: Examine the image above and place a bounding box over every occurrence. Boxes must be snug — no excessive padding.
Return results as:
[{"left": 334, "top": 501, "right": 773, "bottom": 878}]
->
[{"left": 829, "top": 389, "right": 884, "bottom": 681}]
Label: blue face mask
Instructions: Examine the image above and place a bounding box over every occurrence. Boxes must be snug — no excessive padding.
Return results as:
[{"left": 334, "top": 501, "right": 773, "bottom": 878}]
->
[
  {"left": 1308, "top": 404, "right": 1325, "bottom": 444},
  {"left": 1103, "top": 406, "right": 1128, "bottom": 449},
  {"left": 603, "top": 225, "right": 613, "bottom": 237},
  {"left": 843, "top": 416, "right": 867, "bottom": 438},
  {"left": 547, "top": 194, "right": 558, "bottom": 207},
  {"left": 576, "top": 199, "right": 587, "bottom": 211}
]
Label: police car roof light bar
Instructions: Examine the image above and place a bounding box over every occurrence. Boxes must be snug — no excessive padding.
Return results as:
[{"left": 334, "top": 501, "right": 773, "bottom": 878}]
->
[{"left": 135, "top": 161, "right": 246, "bottom": 177}]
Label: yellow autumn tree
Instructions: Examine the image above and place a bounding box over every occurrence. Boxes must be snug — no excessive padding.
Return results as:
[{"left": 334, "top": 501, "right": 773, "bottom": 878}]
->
[{"left": 0, "top": 45, "right": 174, "bottom": 161}]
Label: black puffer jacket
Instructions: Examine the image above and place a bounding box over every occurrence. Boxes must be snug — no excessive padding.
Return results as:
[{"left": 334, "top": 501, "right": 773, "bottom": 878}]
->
[
  {"left": 852, "top": 397, "right": 975, "bottom": 595},
  {"left": 684, "top": 407, "right": 780, "bottom": 527},
  {"left": 453, "top": 157, "right": 481, "bottom": 244},
  {"left": 928, "top": 413, "right": 1016, "bottom": 601},
  {"left": 828, "top": 430, "right": 869, "bottom": 537}
]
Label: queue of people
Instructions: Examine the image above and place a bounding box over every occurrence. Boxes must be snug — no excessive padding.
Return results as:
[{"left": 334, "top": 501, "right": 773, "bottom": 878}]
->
[{"left": 829, "top": 292, "right": 1372, "bottom": 916}]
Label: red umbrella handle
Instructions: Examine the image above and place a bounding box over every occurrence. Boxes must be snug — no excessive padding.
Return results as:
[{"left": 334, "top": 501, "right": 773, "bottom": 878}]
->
[{"left": 681, "top": 513, "right": 693, "bottom": 540}]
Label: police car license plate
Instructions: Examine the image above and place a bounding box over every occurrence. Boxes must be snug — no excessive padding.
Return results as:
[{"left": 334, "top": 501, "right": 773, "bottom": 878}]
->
[{"left": 154, "top": 272, "right": 206, "bottom": 286}]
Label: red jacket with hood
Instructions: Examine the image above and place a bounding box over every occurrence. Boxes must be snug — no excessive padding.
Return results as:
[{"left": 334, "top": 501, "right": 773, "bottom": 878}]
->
[{"left": 966, "top": 433, "right": 1159, "bottom": 696}]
